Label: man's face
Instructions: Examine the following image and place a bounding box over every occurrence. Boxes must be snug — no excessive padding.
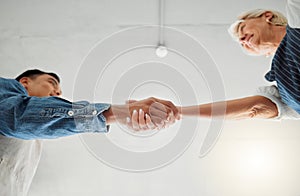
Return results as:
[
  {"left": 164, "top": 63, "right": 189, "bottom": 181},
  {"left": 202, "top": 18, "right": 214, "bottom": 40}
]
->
[{"left": 20, "top": 74, "right": 62, "bottom": 97}]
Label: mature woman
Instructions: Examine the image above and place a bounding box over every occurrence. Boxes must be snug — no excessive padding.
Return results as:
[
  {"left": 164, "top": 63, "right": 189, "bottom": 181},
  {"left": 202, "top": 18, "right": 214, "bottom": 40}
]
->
[{"left": 176, "top": 0, "right": 300, "bottom": 120}]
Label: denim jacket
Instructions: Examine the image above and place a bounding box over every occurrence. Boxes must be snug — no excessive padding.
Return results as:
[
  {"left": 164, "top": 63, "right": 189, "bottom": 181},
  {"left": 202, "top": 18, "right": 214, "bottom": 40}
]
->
[{"left": 0, "top": 77, "right": 110, "bottom": 140}]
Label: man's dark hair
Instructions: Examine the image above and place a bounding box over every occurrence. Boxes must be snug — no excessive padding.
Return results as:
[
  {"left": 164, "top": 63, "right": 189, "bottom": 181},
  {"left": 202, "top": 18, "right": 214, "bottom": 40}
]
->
[{"left": 15, "top": 69, "right": 60, "bottom": 83}]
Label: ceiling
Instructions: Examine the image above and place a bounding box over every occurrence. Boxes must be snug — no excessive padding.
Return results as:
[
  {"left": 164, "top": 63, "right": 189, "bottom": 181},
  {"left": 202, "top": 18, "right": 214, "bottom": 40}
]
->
[{"left": 1, "top": 0, "right": 300, "bottom": 196}]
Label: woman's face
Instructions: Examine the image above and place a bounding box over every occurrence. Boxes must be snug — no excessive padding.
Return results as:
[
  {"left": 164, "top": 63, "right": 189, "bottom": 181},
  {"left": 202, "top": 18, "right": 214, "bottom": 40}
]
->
[{"left": 237, "top": 13, "right": 275, "bottom": 55}]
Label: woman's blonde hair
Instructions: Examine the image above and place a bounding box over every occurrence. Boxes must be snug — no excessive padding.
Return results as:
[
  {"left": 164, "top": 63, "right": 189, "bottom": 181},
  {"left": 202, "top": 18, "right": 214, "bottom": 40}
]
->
[{"left": 228, "top": 9, "right": 288, "bottom": 41}]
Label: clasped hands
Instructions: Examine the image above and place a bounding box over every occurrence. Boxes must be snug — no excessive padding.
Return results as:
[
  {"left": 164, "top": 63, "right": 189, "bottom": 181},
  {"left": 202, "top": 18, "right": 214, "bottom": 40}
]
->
[{"left": 106, "top": 97, "right": 180, "bottom": 131}]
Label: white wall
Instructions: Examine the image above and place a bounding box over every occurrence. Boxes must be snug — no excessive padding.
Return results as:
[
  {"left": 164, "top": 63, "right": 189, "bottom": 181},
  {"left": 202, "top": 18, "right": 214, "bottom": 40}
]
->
[{"left": 1, "top": 0, "right": 300, "bottom": 196}]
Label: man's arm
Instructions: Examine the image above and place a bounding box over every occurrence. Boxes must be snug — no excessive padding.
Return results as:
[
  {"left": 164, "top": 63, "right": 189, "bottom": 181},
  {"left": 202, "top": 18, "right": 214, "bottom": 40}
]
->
[
  {"left": 179, "top": 95, "right": 278, "bottom": 120},
  {"left": 1, "top": 94, "right": 179, "bottom": 139}
]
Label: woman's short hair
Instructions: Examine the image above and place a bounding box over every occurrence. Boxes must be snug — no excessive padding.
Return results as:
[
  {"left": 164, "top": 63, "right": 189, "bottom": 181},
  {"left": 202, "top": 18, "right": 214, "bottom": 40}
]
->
[
  {"left": 15, "top": 69, "right": 60, "bottom": 83},
  {"left": 228, "top": 9, "right": 288, "bottom": 41}
]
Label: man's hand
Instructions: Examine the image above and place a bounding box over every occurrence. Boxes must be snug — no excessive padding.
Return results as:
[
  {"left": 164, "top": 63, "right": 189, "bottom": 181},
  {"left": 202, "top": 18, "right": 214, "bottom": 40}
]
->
[
  {"left": 126, "top": 108, "right": 157, "bottom": 131},
  {"left": 103, "top": 97, "right": 180, "bottom": 131}
]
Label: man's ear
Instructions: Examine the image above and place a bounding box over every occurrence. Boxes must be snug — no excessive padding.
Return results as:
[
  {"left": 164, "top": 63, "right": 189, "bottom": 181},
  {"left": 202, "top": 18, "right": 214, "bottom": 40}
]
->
[
  {"left": 264, "top": 11, "right": 274, "bottom": 22},
  {"left": 19, "top": 77, "right": 30, "bottom": 89}
]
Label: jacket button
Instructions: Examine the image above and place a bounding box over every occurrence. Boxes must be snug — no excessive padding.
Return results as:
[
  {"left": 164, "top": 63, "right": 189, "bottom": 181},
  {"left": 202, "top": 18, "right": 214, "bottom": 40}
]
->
[
  {"left": 92, "top": 110, "right": 97, "bottom": 115},
  {"left": 68, "top": 110, "right": 74, "bottom": 116}
]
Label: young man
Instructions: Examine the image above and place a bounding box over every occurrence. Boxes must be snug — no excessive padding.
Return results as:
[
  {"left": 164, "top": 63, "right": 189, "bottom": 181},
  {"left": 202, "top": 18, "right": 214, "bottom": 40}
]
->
[
  {"left": 0, "top": 69, "right": 179, "bottom": 139},
  {"left": 0, "top": 69, "right": 179, "bottom": 196}
]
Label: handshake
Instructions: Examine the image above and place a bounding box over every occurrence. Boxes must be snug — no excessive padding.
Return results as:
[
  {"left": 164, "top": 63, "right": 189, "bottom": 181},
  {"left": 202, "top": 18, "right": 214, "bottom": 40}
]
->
[
  {"left": 102, "top": 93, "right": 277, "bottom": 131},
  {"left": 103, "top": 97, "right": 181, "bottom": 131}
]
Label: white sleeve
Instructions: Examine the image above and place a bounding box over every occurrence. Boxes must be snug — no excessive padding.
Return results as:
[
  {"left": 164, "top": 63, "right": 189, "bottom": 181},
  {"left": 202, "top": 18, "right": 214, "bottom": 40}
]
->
[
  {"left": 256, "top": 85, "right": 300, "bottom": 120},
  {"left": 286, "top": 0, "right": 300, "bottom": 28}
]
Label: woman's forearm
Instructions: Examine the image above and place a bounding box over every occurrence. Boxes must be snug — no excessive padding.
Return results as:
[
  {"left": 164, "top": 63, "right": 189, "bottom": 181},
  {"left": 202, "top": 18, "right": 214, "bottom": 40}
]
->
[{"left": 178, "top": 96, "right": 279, "bottom": 120}]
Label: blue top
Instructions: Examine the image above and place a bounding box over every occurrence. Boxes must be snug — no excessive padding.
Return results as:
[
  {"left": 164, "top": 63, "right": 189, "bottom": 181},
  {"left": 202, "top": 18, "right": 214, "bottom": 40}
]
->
[
  {"left": 265, "top": 25, "right": 300, "bottom": 113},
  {"left": 0, "top": 77, "right": 110, "bottom": 140}
]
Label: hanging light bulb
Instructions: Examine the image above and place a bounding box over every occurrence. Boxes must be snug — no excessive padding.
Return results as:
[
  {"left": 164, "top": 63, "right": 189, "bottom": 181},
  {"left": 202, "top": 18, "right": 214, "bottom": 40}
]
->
[
  {"left": 155, "top": 0, "right": 168, "bottom": 58},
  {"left": 156, "top": 45, "right": 168, "bottom": 58}
]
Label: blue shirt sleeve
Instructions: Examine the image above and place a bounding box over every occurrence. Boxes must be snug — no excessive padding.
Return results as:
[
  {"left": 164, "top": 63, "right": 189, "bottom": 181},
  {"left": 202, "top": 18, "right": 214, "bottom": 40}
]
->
[{"left": 0, "top": 78, "right": 111, "bottom": 140}]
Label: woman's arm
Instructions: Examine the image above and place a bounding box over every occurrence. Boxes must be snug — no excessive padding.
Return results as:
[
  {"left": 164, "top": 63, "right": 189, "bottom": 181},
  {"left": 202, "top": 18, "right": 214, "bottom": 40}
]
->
[{"left": 179, "top": 95, "right": 279, "bottom": 120}]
